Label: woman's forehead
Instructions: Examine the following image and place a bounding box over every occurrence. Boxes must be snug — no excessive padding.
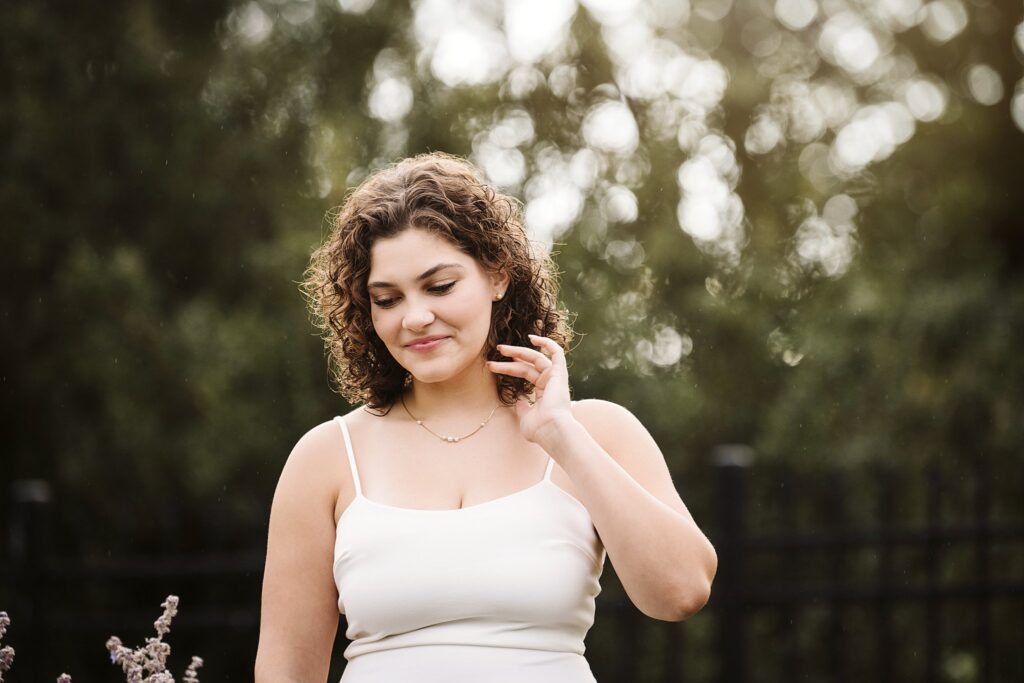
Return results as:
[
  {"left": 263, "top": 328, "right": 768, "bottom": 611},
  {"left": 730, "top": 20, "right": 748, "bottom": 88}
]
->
[{"left": 367, "top": 229, "right": 477, "bottom": 285}]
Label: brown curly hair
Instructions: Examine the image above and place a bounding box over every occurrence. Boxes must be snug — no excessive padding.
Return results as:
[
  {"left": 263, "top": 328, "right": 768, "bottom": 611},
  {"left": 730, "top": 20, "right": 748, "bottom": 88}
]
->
[{"left": 301, "top": 151, "right": 574, "bottom": 412}]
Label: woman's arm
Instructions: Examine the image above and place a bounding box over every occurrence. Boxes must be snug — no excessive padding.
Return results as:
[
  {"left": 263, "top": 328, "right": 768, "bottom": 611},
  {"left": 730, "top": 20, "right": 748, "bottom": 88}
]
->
[
  {"left": 542, "top": 399, "right": 718, "bottom": 622},
  {"left": 255, "top": 421, "right": 345, "bottom": 683},
  {"left": 489, "top": 336, "right": 716, "bottom": 622}
]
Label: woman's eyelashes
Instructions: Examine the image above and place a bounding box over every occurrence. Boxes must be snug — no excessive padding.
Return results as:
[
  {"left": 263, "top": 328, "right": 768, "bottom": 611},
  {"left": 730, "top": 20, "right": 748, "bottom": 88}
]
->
[{"left": 372, "top": 281, "right": 456, "bottom": 308}]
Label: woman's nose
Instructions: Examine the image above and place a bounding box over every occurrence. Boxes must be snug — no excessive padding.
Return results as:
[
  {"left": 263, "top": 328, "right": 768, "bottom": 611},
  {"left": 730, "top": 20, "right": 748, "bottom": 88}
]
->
[{"left": 402, "top": 299, "right": 436, "bottom": 330}]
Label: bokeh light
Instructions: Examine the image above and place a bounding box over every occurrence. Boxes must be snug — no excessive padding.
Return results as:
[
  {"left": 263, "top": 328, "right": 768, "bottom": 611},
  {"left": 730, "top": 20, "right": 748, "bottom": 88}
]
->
[
  {"left": 903, "top": 76, "right": 948, "bottom": 122},
  {"left": 1013, "top": 80, "right": 1024, "bottom": 134},
  {"left": 676, "top": 133, "right": 746, "bottom": 266},
  {"left": 368, "top": 78, "right": 413, "bottom": 122},
  {"left": 505, "top": 0, "right": 576, "bottom": 64},
  {"left": 579, "top": 0, "right": 642, "bottom": 27},
  {"left": 582, "top": 101, "right": 640, "bottom": 155},
  {"left": 830, "top": 103, "right": 915, "bottom": 174},
  {"left": 414, "top": 0, "right": 508, "bottom": 87},
  {"left": 791, "top": 201, "right": 859, "bottom": 279},
  {"left": 636, "top": 324, "right": 689, "bottom": 367},
  {"left": 818, "top": 12, "right": 887, "bottom": 75},
  {"left": 337, "top": 0, "right": 376, "bottom": 13},
  {"left": 965, "top": 64, "right": 1004, "bottom": 106},
  {"left": 602, "top": 186, "right": 640, "bottom": 224},
  {"left": 774, "top": 0, "right": 818, "bottom": 31},
  {"left": 921, "top": 0, "right": 969, "bottom": 44},
  {"left": 227, "top": 2, "right": 274, "bottom": 46}
]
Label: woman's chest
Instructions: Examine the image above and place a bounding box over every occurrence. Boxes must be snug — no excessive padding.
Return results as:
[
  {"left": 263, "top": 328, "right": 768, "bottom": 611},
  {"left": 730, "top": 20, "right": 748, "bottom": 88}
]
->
[
  {"left": 334, "top": 421, "right": 583, "bottom": 520},
  {"left": 334, "top": 489, "right": 604, "bottom": 628}
]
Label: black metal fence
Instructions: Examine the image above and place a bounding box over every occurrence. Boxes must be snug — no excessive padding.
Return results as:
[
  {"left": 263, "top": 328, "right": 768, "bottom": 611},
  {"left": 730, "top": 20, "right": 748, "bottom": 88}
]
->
[
  {"left": 4, "top": 450, "right": 1023, "bottom": 682},
  {"left": 703, "top": 446, "right": 1023, "bottom": 683}
]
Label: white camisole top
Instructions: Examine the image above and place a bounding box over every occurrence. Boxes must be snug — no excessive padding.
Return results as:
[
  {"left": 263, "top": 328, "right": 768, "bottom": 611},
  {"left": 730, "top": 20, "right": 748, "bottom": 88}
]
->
[{"left": 332, "top": 406, "right": 607, "bottom": 682}]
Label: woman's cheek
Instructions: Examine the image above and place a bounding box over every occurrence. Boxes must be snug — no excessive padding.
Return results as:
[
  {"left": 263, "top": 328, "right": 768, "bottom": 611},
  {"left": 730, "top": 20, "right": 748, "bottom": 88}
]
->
[
  {"left": 370, "top": 311, "right": 390, "bottom": 342},
  {"left": 450, "top": 288, "right": 480, "bottom": 314}
]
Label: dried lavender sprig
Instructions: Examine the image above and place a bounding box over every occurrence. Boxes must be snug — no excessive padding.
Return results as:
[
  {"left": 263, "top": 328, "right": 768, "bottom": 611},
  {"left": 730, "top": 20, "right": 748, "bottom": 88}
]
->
[
  {"left": 182, "top": 656, "right": 204, "bottom": 683},
  {"left": 105, "top": 595, "right": 202, "bottom": 683},
  {"left": 107, "top": 633, "right": 146, "bottom": 683},
  {"left": 153, "top": 596, "right": 177, "bottom": 639},
  {"left": 0, "top": 648, "right": 13, "bottom": 683},
  {"left": 1, "top": 597, "right": 203, "bottom": 683},
  {"left": 0, "top": 611, "right": 14, "bottom": 682}
]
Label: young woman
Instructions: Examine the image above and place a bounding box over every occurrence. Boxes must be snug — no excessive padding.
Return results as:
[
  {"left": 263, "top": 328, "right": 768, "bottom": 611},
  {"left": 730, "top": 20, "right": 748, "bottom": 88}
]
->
[{"left": 255, "top": 152, "right": 717, "bottom": 682}]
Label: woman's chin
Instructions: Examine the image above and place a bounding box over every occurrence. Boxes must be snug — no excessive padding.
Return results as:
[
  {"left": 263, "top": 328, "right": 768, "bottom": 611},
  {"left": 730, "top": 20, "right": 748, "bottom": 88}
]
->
[
  {"left": 404, "top": 362, "right": 451, "bottom": 384},
  {"left": 405, "top": 358, "right": 478, "bottom": 385}
]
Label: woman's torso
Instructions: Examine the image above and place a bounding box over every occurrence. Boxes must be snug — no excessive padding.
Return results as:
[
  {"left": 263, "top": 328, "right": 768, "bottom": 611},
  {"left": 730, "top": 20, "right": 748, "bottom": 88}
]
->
[{"left": 331, "top": 402, "right": 606, "bottom": 682}]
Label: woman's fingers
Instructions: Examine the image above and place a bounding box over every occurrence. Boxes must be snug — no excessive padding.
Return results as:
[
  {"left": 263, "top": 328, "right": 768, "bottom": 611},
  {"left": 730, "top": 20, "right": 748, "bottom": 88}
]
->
[
  {"left": 528, "top": 334, "right": 563, "bottom": 360},
  {"left": 496, "top": 343, "right": 551, "bottom": 368},
  {"left": 491, "top": 336, "right": 566, "bottom": 394},
  {"left": 527, "top": 335, "right": 566, "bottom": 379},
  {"left": 487, "top": 359, "right": 543, "bottom": 384}
]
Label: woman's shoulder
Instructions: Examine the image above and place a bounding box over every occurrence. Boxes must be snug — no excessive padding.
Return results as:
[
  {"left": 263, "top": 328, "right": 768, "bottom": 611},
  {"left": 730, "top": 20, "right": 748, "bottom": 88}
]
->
[
  {"left": 570, "top": 397, "right": 637, "bottom": 423},
  {"left": 278, "top": 407, "right": 381, "bottom": 504},
  {"left": 293, "top": 403, "right": 399, "bottom": 455},
  {"left": 569, "top": 397, "right": 651, "bottom": 445},
  {"left": 284, "top": 406, "right": 369, "bottom": 467}
]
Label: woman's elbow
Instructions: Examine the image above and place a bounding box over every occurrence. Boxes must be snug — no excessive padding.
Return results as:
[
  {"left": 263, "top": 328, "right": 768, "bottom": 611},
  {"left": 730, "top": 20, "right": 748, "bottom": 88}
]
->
[
  {"left": 674, "top": 545, "right": 718, "bottom": 621},
  {"left": 671, "top": 577, "right": 712, "bottom": 621},
  {"left": 644, "top": 571, "right": 714, "bottom": 622}
]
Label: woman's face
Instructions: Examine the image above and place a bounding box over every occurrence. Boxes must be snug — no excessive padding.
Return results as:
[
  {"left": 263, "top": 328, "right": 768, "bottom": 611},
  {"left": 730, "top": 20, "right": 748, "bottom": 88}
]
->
[{"left": 366, "top": 227, "right": 508, "bottom": 385}]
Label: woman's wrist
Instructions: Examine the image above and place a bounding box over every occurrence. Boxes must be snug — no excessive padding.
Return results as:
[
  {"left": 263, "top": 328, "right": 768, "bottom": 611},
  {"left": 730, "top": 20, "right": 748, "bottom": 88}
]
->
[{"left": 533, "top": 409, "right": 584, "bottom": 458}]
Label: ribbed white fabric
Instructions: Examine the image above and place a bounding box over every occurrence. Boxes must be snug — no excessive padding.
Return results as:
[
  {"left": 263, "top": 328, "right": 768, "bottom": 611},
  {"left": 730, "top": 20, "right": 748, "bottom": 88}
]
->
[{"left": 332, "top": 404, "right": 606, "bottom": 682}]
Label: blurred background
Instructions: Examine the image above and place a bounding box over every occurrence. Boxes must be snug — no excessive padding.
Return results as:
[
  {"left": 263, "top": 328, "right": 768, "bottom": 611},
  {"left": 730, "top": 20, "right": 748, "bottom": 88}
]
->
[{"left": 2, "top": 0, "right": 1023, "bottom": 681}]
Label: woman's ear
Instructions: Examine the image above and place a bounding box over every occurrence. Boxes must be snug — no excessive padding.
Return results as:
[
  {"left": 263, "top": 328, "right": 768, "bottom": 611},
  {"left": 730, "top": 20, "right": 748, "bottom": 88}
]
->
[{"left": 489, "top": 269, "right": 511, "bottom": 296}]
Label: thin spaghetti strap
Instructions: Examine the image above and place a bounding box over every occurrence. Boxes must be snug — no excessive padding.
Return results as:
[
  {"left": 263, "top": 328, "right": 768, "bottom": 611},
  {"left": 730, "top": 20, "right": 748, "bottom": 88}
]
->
[
  {"left": 334, "top": 415, "right": 363, "bottom": 498},
  {"left": 543, "top": 457, "right": 556, "bottom": 482}
]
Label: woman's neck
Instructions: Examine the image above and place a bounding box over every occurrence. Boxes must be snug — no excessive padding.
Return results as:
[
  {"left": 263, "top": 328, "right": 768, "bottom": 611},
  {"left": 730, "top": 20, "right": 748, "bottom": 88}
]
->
[{"left": 402, "top": 364, "right": 507, "bottom": 429}]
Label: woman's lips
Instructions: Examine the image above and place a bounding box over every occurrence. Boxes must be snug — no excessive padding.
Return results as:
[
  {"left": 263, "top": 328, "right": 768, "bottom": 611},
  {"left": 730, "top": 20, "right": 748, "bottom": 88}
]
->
[{"left": 406, "top": 336, "right": 449, "bottom": 352}]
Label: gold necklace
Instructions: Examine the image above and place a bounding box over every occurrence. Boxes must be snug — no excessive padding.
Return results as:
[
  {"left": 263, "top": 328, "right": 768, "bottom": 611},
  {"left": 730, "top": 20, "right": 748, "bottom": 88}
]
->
[{"left": 400, "top": 393, "right": 504, "bottom": 443}]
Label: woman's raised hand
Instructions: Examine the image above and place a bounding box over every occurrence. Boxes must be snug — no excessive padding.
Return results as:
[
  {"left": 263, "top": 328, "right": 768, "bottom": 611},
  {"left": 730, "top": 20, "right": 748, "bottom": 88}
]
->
[{"left": 487, "top": 334, "right": 573, "bottom": 445}]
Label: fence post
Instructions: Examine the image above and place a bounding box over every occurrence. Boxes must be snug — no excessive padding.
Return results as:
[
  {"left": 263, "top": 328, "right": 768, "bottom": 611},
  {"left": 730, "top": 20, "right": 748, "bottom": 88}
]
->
[
  {"left": 9, "top": 479, "right": 51, "bottom": 682},
  {"left": 973, "top": 453, "right": 992, "bottom": 683},
  {"left": 713, "top": 444, "right": 753, "bottom": 683},
  {"left": 826, "top": 469, "right": 849, "bottom": 683},
  {"left": 874, "top": 463, "right": 895, "bottom": 683},
  {"left": 924, "top": 460, "right": 942, "bottom": 683}
]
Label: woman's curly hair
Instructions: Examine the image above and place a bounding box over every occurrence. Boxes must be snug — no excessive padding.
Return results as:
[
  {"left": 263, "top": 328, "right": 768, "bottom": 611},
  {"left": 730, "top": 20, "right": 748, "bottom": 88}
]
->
[{"left": 301, "top": 151, "right": 574, "bottom": 412}]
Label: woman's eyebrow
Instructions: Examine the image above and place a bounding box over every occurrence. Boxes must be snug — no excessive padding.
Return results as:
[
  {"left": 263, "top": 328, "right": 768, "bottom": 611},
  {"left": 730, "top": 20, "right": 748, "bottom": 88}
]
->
[{"left": 367, "top": 263, "right": 465, "bottom": 290}]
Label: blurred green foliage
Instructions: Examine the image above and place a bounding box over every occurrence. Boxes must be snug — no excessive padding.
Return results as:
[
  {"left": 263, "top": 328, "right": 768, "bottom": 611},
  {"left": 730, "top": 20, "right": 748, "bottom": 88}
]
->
[{"left": 2, "top": 0, "right": 1022, "bottom": 680}]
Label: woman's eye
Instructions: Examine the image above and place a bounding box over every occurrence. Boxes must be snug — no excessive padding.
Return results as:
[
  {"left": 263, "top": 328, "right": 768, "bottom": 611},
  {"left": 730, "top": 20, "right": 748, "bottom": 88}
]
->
[
  {"left": 372, "top": 282, "right": 454, "bottom": 308},
  {"left": 430, "top": 282, "right": 456, "bottom": 294}
]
